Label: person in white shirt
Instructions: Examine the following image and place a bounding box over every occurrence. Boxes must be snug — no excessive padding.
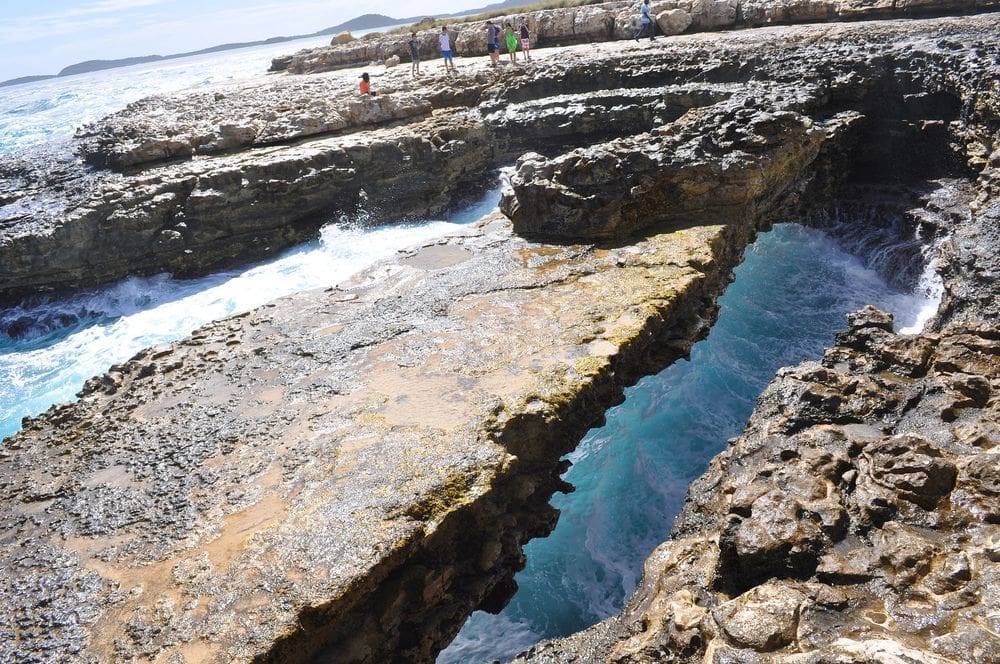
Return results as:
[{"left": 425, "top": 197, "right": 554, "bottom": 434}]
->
[{"left": 439, "top": 27, "right": 456, "bottom": 72}]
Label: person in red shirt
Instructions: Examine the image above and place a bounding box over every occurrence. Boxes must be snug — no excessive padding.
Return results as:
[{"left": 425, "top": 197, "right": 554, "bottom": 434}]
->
[{"left": 359, "top": 72, "right": 376, "bottom": 95}]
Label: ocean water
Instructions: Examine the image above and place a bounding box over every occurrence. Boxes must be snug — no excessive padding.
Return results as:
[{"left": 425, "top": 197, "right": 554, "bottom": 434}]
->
[
  {"left": 0, "top": 186, "right": 501, "bottom": 441},
  {"left": 0, "top": 32, "right": 496, "bottom": 440},
  {"left": 439, "top": 223, "right": 939, "bottom": 663},
  {"left": 1, "top": 34, "right": 943, "bottom": 663},
  {"left": 0, "top": 25, "right": 404, "bottom": 156}
]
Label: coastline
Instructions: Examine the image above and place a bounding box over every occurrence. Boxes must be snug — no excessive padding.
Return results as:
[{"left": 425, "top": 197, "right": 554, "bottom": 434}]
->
[{"left": 0, "top": 5, "right": 998, "bottom": 662}]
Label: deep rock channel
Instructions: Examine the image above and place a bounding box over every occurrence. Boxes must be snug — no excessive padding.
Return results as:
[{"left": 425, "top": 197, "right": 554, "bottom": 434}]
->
[{"left": 0, "top": 6, "right": 998, "bottom": 664}]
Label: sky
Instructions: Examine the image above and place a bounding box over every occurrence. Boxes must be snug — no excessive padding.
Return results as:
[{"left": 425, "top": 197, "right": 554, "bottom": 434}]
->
[{"left": 0, "top": 0, "right": 464, "bottom": 81}]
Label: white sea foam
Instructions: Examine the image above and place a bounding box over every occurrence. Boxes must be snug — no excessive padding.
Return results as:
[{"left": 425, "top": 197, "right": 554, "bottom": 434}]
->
[
  {"left": 0, "top": 202, "right": 499, "bottom": 439},
  {"left": 439, "top": 222, "right": 940, "bottom": 664}
]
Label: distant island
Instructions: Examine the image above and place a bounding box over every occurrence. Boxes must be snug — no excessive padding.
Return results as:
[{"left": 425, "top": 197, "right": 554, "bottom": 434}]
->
[{"left": 0, "top": 0, "right": 541, "bottom": 87}]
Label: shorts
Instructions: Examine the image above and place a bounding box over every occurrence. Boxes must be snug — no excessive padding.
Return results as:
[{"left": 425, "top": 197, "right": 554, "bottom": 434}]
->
[
  {"left": 520, "top": 38, "right": 530, "bottom": 49},
  {"left": 487, "top": 43, "right": 497, "bottom": 53},
  {"left": 442, "top": 50, "right": 453, "bottom": 59}
]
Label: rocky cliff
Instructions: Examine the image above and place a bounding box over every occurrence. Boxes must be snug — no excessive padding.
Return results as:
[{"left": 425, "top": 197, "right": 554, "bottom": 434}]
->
[
  {"left": 504, "top": 12, "right": 1000, "bottom": 664},
  {"left": 0, "top": 6, "right": 998, "bottom": 664},
  {"left": 272, "top": 0, "right": 1000, "bottom": 74},
  {"left": 517, "top": 306, "right": 1000, "bottom": 663}
]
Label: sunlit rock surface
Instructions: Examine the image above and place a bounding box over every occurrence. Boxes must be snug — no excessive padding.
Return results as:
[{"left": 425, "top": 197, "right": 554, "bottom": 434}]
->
[{"left": 0, "top": 6, "right": 997, "bottom": 664}]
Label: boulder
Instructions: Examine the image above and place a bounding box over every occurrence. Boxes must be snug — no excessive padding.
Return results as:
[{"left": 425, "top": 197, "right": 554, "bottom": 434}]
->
[
  {"left": 657, "top": 8, "right": 693, "bottom": 34},
  {"left": 678, "top": 0, "right": 738, "bottom": 29},
  {"left": 713, "top": 582, "right": 810, "bottom": 651},
  {"left": 331, "top": 31, "right": 354, "bottom": 46},
  {"left": 535, "top": 8, "right": 576, "bottom": 42},
  {"left": 385, "top": 54, "right": 401, "bottom": 68},
  {"left": 573, "top": 5, "right": 616, "bottom": 40}
]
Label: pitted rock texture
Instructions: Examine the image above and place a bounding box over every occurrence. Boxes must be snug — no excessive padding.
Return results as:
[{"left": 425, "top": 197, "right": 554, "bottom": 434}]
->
[
  {"left": 3, "top": 13, "right": 998, "bottom": 302},
  {"left": 500, "top": 107, "right": 850, "bottom": 239},
  {"left": 0, "top": 206, "right": 758, "bottom": 662},
  {"left": 275, "top": 0, "right": 1000, "bottom": 75},
  {"left": 515, "top": 309, "right": 1000, "bottom": 663},
  {"left": 499, "top": 15, "right": 998, "bottom": 240},
  {"left": 1, "top": 9, "right": 998, "bottom": 664}
]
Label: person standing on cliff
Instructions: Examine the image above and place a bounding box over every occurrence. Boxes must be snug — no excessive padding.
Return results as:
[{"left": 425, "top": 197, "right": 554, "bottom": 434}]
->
[
  {"left": 518, "top": 18, "right": 532, "bottom": 61},
  {"left": 485, "top": 21, "right": 501, "bottom": 67},
  {"left": 634, "top": 0, "right": 656, "bottom": 41},
  {"left": 408, "top": 32, "right": 421, "bottom": 76},
  {"left": 439, "top": 27, "right": 456, "bottom": 73},
  {"left": 504, "top": 21, "right": 519, "bottom": 63}
]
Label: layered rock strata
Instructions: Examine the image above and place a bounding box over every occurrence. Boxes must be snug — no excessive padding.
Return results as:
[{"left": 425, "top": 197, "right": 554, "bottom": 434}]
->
[
  {"left": 503, "top": 12, "right": 1000, "bottom": 664},
  {"left": 275, "top": 0, "right": 1000, "bottom": 74},
  {"left": 0, "top": 208, "right": 756, "bottom": 661},
  {"left": 3, "top": 13, "right": 997, "bottom": 302},
  {"left": 515, "top": 307, "right": 1000, "bottom": 663},
  {"left": 0, "top": 10, "right": 998, "bottom": 664}
]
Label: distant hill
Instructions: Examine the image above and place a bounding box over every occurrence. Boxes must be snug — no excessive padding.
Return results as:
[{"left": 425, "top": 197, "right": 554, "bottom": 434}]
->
[
  {"left": 0, "top": 74, "right": 57, "bottom": 88},
  {"left": 0, "top": 0, "right": 547, "bottom": 87},
  {"left": 316, "top": 14, "right": 413, "bottom": 34},
  {"left": 59, "top": 56, "right": 165, "bottom": 77}
]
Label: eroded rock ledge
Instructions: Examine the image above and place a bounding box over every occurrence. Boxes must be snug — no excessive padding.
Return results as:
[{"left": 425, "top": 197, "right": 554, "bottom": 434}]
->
[
  {"left": 1, "top": 12, "right": 996, "bottom": 303},
  {"left": 0, "top": 10, "right": 998, "bottom": 664},
  {"left": 516, "top": 307, "right": 1000, "bottom": 663},
  {"left": 273, "top": 0, "right": 1000, "bottom": 75},
  {"left": 0, "top": 207, "right": 756, "bottom": 662}
]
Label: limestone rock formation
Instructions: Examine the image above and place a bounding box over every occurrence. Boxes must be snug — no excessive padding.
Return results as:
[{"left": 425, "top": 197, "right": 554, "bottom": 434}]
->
[
  {"left": 499, "top": 107, "right": 852, "bottom": 239},
  {"left": 0, "top": 203, "right": 754, "bottom": 662},
  {"left": 516, "top": 309, "right": 1000, "bottom": 663},
  {"left": 5, "top": 10, "right": 997, "bottom": 301},
  {"left": 273, "top": 0, "right": 1000, "bottom": 75},
  {"left": 656, "top": 8, "right": 693, "bottom": 35},
  {"left": 0, "top": 6, "right": 998, "bottom": 664},
  {"left": 331, "top": 31, "right": 355, "bottom": 46}
]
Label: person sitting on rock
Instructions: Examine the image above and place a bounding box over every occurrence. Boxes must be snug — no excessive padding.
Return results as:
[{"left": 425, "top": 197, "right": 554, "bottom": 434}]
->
[
  {"left": 634, "top": 0, "right": 656, "bottom": 42},
  {"left": 439, "top": 26, "right": 456, "bottom": 73},
  {"left": 359, "top": 72, "right": 376, "bottom": 96},
  {"left": 408, "top": 32, "right": 421, "bottom": 76}
]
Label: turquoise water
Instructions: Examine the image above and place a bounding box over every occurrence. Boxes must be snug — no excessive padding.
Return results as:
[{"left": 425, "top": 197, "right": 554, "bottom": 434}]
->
[
  {"left": 439, "top": 222, "right": 936, "bottom": 662},
  {"left": 0, "top": 185, "right": 501, "bottom": 441}
]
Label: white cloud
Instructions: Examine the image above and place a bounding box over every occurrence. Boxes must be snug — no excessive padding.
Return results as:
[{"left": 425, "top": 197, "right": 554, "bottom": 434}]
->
[{"left": 0, "top": 0, "right": 165, "bottom": 46}]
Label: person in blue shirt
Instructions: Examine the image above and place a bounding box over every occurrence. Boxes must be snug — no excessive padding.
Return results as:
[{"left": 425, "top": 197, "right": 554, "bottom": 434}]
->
[
  {"left": 634, "top": 0, "right": 656, "bottom": 41},
  {"left": 485, "top": 20, "right": 501, "bottom": 67}
]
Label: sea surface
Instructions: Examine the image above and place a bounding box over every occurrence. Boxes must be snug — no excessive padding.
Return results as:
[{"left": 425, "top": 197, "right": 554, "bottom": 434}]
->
[
  {"left": 0, "top": 25, "right": 404, "bottom": 156},
  {"left": 1, "top": 38, "right": 941, "bottom": 664},
  {"left": 439, "top": 224, "right": 939, "bottom": 663}
]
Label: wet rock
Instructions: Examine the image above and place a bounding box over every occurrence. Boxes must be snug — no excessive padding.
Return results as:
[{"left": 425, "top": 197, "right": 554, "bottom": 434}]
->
[{"left": 518, "top": 314, "right": 1000, "bottom": 662}]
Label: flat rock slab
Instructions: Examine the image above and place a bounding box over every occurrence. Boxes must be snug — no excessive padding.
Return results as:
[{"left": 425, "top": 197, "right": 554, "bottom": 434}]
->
[{"left": 0, "top": 212, "right": 740, "bottom": 662}]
